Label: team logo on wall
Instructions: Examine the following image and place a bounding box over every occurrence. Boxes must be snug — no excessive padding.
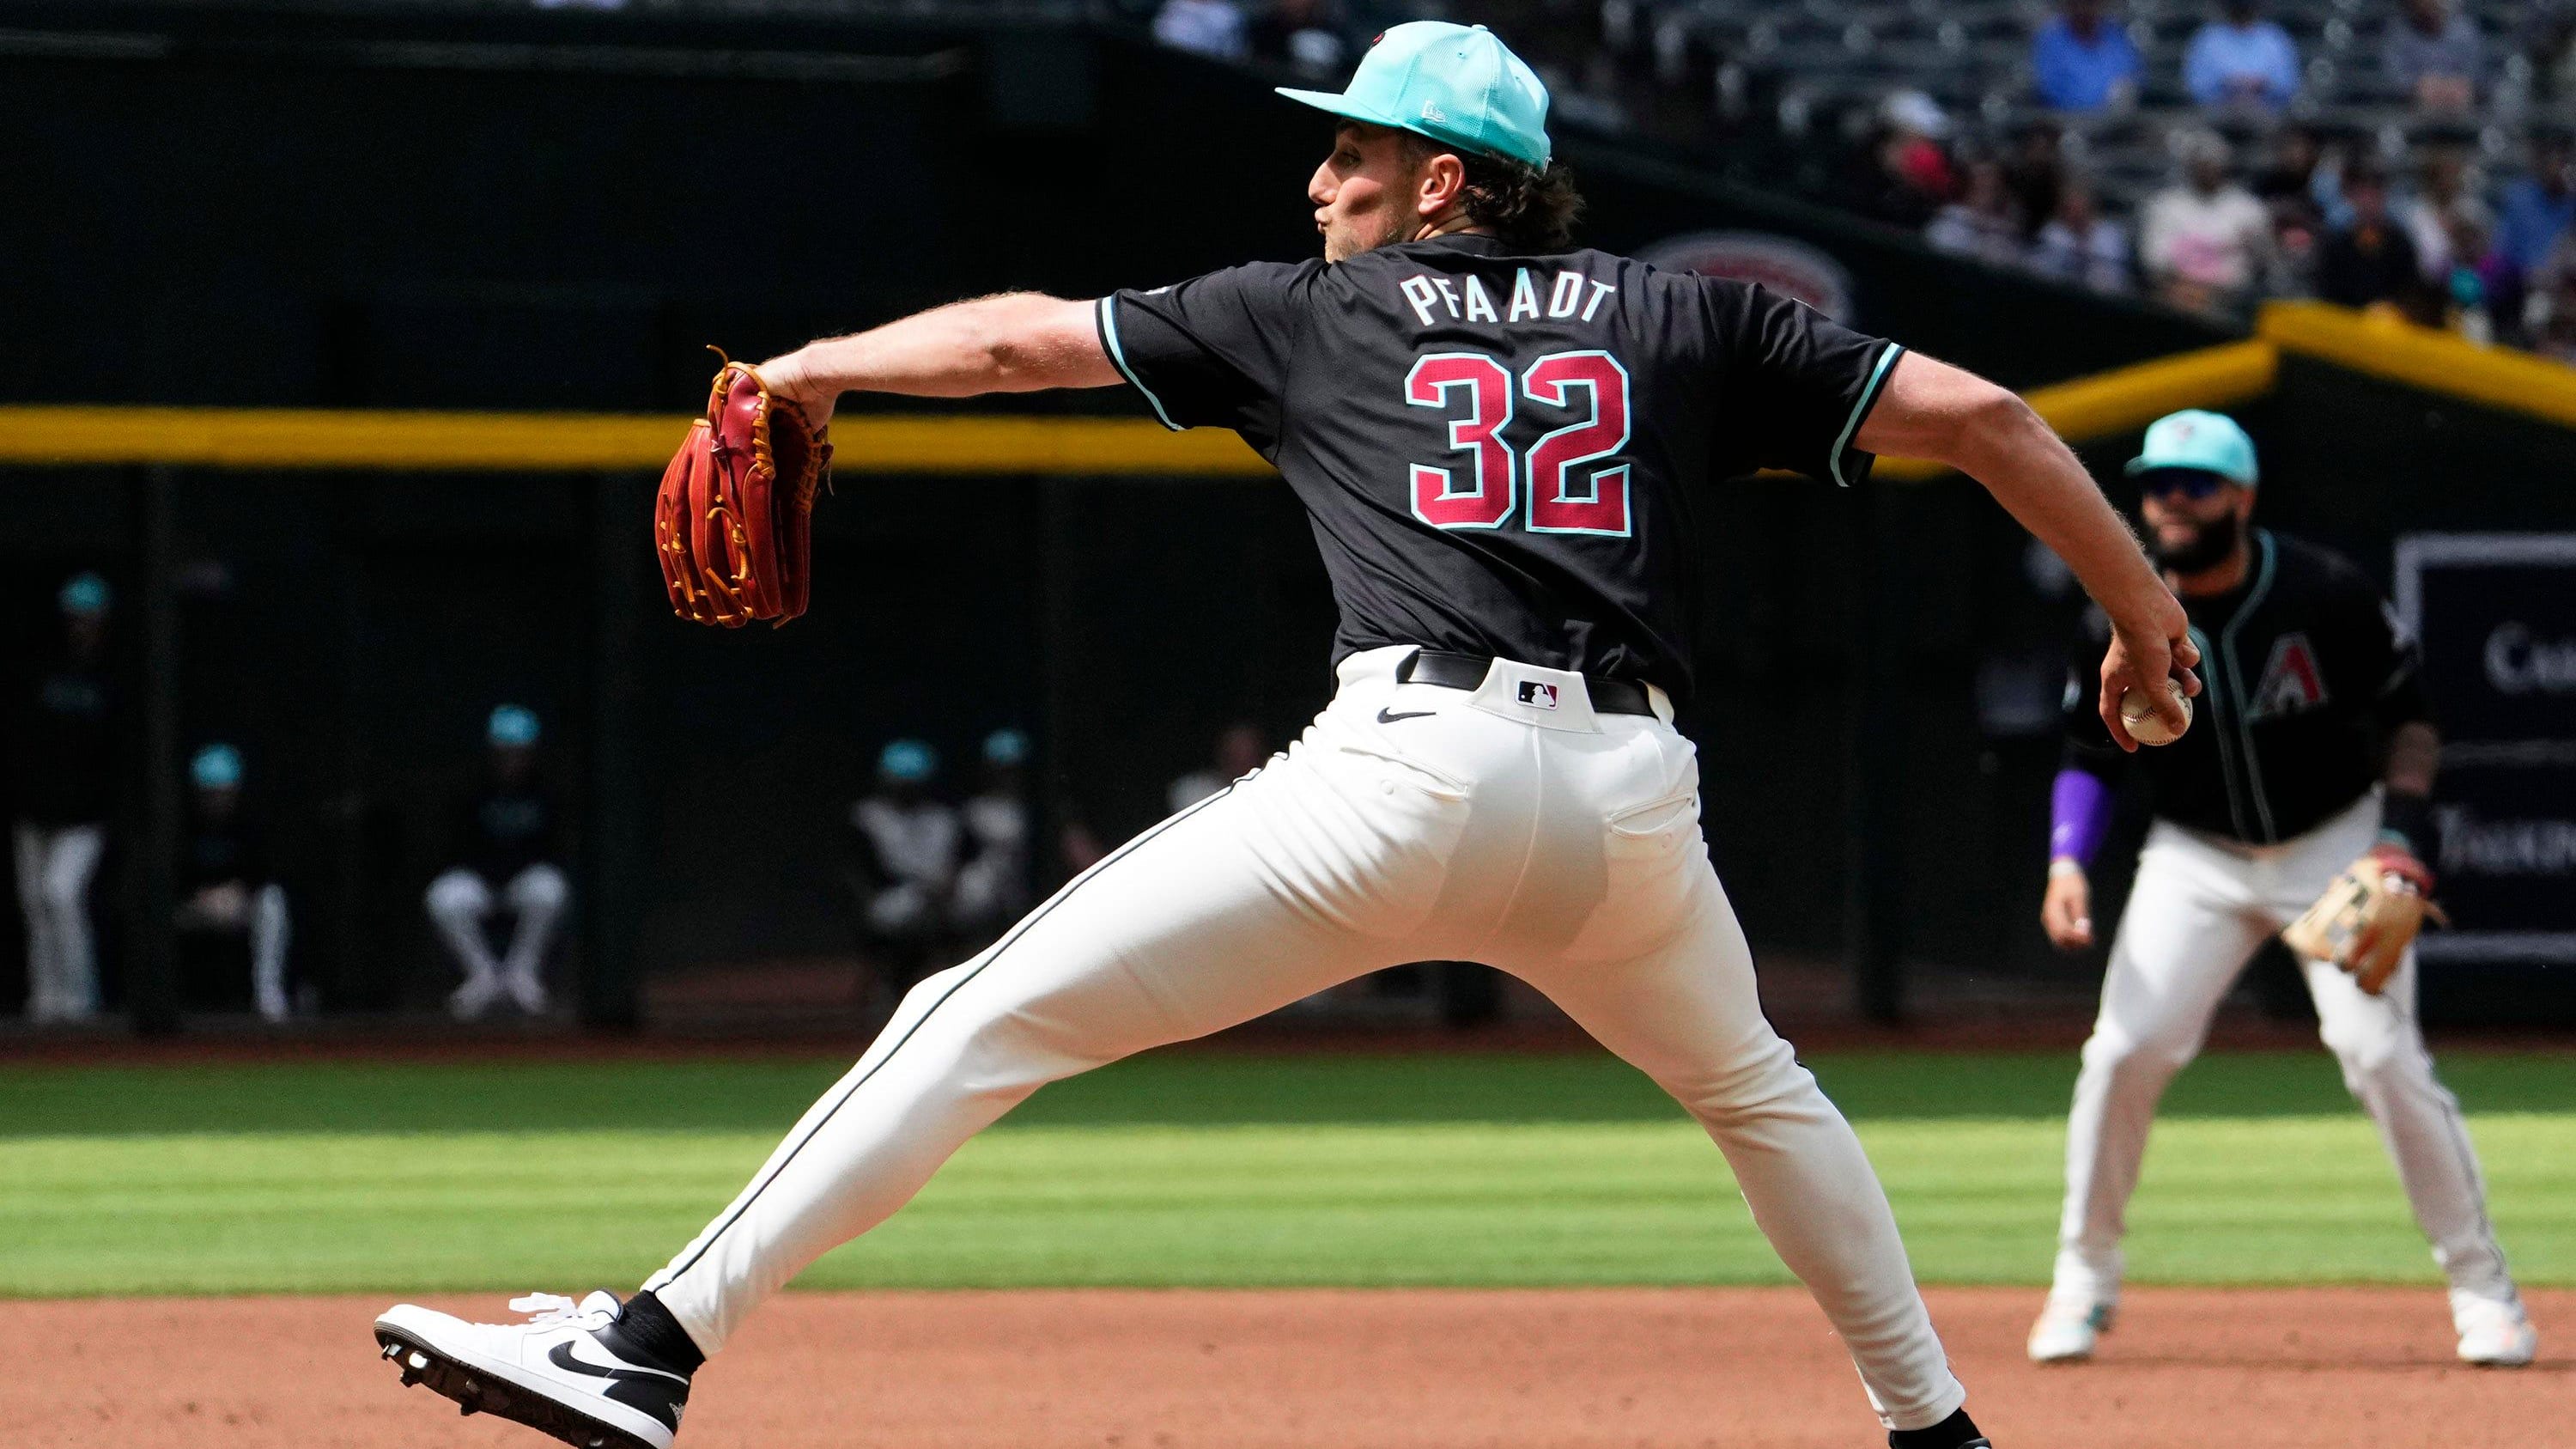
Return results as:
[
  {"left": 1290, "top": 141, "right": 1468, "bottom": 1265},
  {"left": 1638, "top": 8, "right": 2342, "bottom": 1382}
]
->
[
  {"left": 1635, "top": 231, "right": 1856, "bottom": 324},
  {"left": 2248, "top": 633, "right": 2329, "bottom": 719}
]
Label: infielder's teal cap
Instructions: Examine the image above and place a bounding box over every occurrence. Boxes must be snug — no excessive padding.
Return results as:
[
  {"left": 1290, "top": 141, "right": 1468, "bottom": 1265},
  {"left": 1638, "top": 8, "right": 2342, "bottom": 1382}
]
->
[
  {"left": 2126, "top": 409, "right": 2258, "bottom": 487},
  {"left": 1277, "top": 21, "right": 1552, "bottom": 170},
  {"left": 191, "top": 743, "right": 243, "bottom": 790},
  {"left": 488, "top": 703, "right": 541, "bottom": 748}
]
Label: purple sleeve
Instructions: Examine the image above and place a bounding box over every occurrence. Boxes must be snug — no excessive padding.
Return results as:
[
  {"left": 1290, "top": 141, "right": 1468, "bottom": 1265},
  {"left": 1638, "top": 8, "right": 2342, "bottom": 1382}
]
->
[{"left": 2049, "top": 767, "right": 2113, "bottom": 867}]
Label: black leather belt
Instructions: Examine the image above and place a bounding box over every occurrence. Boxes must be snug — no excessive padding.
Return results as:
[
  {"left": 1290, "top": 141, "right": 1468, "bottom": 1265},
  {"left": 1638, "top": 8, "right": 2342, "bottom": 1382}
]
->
[{"left": 1396, "top": 649, "right": 1655, "bottom": 716}]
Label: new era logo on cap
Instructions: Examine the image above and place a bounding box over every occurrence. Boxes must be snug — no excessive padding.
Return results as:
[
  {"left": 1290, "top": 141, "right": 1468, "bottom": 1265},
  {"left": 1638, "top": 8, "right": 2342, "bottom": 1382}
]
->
[{"left": 1516, "top": 681, "right": 1559, "bottom": 709}]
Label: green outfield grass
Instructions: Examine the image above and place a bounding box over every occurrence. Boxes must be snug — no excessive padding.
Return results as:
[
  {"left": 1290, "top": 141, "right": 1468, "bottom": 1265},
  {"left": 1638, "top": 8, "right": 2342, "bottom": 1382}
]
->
[{"left": 2, "top": 1049, "right": 2569, "bottom": 1297}]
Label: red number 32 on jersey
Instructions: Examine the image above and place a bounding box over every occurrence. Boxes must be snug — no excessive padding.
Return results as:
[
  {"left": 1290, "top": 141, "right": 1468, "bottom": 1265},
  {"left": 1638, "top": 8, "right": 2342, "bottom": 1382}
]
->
[{"left": 1405, "top": 350, "right": 1633, "bottom": 539}]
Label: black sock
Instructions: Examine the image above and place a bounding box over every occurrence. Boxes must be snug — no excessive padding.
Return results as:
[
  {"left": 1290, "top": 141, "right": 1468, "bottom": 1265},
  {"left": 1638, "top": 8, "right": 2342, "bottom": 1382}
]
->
[
  {"left": 608, "top": 1290, "right": 708, "bottom": 1374},
  {"left": 1888, "top": 1408, "right": 1986, "bottom": 1449}
]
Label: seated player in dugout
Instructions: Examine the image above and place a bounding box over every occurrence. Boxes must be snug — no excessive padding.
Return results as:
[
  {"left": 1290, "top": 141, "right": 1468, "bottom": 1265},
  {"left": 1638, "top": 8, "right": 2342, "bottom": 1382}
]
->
[
  {"left": 950, "top": 728, "right": 1036, "bottom": 949},
  {"left": 376, "top": 23, "right": 2204, "bottom": 1449},
  {"left": 847, "top": 738, "right": 963, "bottom": 1001},
  {"left": 424, "top": 704, "right": 568, "bottom": 1021},
  {"left": 173, "top": 743, "right": 293, "bottom": 1023},
  {"left": 2028, "top": 409, "right": 2536, "bottom": 1369}
]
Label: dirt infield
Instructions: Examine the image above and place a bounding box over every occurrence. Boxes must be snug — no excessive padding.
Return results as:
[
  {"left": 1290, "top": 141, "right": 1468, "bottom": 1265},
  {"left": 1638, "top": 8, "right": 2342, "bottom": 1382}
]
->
[{"left": 6, "top": 1287, "right": 2561, "bottom": 1448}]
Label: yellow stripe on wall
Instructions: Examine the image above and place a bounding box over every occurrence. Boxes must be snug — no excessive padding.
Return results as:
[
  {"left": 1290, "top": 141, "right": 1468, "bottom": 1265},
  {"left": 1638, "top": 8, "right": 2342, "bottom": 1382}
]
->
[
  {"left": 0, "top": 406, "right": 1274, "bottom": 475},
  {"left": 1, "top": 305, "right": 2566, "bottom": 477},
  {"left": 2258, "top": 300, "right": 2576, "bottom": 429},
  {"left": 1874, "top": 338, "right": 2278, "bottom": 482}
]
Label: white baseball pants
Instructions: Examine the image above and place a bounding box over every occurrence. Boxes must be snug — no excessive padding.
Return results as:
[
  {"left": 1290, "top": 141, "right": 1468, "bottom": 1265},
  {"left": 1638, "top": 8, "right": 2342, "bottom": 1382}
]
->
[
  {"left": 2052, "top": 793, "right": 2517, "bottom": 1311},
  {"left": 646, "top": 648, "right": 1966, "bottom": 1433},
  {"left": 426, "top": 862, "right": 568, "bottom": 988},
  {"left": 15, "top": 820, "right": 105, "bottom": 1023}
]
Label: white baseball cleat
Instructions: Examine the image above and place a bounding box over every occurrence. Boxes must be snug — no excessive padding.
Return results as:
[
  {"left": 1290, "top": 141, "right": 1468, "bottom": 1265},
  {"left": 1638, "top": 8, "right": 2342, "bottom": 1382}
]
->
[
  {"left": 2454, "top": 1295, "right": 2538, "bottom": 1367},
  {"left": 2026, "top": 1295, "right": 2116, "bottom": 1364},
  {"left": 375, "top": 1291, "right": 690, "bottom": 1448}
]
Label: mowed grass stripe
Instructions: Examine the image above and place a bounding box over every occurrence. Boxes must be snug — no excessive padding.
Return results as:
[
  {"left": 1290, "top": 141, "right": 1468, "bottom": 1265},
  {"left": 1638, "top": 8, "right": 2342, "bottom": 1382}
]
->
[{"left": 0, "top": 1053, "right": 2568, "bottom": 1297}]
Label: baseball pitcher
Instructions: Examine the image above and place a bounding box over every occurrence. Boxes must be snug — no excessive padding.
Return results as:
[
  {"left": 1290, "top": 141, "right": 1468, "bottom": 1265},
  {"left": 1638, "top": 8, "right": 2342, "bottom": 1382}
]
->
[
  {"left": 2026, "top": 410, "right": 2535, "bottom": 1367},
  {"left": 377, "top": 24, "right": 2202, "bottom": 1449}
]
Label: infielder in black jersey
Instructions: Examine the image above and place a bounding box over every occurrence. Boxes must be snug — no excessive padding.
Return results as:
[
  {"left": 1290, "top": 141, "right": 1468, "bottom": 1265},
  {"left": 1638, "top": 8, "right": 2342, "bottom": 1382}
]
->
[
  {"left": 376, "top": 23, "right": 2205, "bottom": 1449},
  {"left": 2028, "top": 410, "right": 2535, "bottom": 1368}
]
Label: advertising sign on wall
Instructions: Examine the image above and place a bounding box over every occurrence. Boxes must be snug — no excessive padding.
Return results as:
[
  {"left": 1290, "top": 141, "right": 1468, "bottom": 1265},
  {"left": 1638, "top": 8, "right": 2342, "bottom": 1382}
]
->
[{"left": 2393, "top": 533, "right": 2576, "bottom": 967}]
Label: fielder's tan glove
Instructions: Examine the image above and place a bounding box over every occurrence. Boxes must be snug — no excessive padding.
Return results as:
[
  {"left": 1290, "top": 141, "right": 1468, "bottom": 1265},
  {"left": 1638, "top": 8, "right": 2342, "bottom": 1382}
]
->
[{"left": 2281, "top": 844, "right": 2448, "bottom": 995}]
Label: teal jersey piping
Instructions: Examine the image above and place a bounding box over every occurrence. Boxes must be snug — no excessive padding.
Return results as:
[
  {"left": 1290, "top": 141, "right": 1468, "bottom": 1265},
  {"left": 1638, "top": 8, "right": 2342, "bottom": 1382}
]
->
[
  {"left": 2219, "top": 529, "right": 2281, "bottom": 842},
  {"left": 1830, "top": 343, "right": 1903, "bottom": 488},
  {"left": 1096, "top": 295, "right": 1181, "bottom": 432}
]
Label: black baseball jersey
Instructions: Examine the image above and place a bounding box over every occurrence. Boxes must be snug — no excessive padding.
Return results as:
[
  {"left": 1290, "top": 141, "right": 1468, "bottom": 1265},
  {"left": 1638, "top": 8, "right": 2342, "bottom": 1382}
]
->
[
  {"left": 2063, "top": 528, "right": 2433, "bottom": 845},
  {"left": 453, "top": 785, "right": 557, "bottom": 883},
  {"left": 8, "top": 662, "right": 116, "bottom": 826},
  {"left": 183, "top": 809, "right": 270, "bottom": 892},
  {"left": 1098, "top": 234, "right": 1901, "bottom": 702}
]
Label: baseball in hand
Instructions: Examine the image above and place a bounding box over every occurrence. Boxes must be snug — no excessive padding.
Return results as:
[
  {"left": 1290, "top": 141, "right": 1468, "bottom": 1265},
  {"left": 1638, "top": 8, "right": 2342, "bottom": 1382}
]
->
[{"left": 2119, "top": 679, "right": 2192, "bottom": 746}]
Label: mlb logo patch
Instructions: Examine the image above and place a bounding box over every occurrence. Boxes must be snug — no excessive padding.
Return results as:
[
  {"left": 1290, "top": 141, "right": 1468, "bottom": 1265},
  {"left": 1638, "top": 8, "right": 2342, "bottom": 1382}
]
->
[{"left": 1516, "top": 681, "right": 1560, "bottom": 709}]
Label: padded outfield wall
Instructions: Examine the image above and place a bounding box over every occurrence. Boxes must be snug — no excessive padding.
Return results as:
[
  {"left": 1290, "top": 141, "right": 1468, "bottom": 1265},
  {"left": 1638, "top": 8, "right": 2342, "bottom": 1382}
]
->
[{"left": 3, "top": 7, "right": 2564, "bottom": 1024}]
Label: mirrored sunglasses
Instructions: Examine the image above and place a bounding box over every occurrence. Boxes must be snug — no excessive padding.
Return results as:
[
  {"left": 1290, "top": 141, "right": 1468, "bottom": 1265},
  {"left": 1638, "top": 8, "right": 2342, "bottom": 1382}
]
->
[{"left": 2135, "top": 469, "right": 2231, "bottom": 502}]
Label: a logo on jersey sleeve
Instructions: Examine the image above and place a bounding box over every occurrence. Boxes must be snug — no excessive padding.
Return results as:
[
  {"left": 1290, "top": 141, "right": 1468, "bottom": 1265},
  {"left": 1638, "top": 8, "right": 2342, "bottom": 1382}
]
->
[{"left": 2248, "top": 631, "right": 2330, "bottom": 719}]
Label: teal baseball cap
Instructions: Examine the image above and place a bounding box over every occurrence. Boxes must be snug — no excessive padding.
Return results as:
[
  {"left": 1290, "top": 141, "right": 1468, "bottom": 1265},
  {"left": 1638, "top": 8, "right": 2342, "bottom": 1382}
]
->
[
  {"left": 2126, "top": 409, "right": 2258, "bottom": 487},
  {"left": 1278, "top": 21, "right": 1552, "bottom": 170},
  {"left": 191, "top": 743, "right": 243, "bottom": 791},
  {"left": 878, "top": 739, "right": 938, "bottom": 784},
  {"left": 488, "top": 703, "right": 541, "bottom": 748}
]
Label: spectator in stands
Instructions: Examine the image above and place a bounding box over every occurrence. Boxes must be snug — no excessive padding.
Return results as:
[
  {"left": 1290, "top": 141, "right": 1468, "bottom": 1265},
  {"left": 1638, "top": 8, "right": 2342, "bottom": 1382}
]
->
[
  {"left": 2403, "top": 148, "right": 2488, "bottom": 283},
  {"left": 1928, "top": 157, "right": 2027, "bottom": 267},
  {"left": 2315, "top": 166, "right": 2427, "bottom": 312},
  {"left": 951, "top": 728, "right": 1033, "bottom": 949},
  {"left": 2251, "top": 125, "right": 2330, "bottom": 286},
  {"left": 2184, "top": 0, "right": 2300, "bottom": 112},
  {"left": 2383, "top": 0, "right": 2485, "bottom": 112},
  {"left": 848, "top": 739, "right": 961, "bottom": 996},
  {"left": 11, "top": 572, "right": 115, "bottom": 1024},
  {"left": 2032, "top": 178, "right": 2135, "bottom": 294},
  {"left": 1170, "top": 721, "right": 1268, "bottom": 813},
  {"left": 1153, "top": 0, "right": 1249, "bottom": 61},
  {"left": 2004, "top": 123, "right": 2069, "bottom": 241},
  {"left": 2142, "top": 130, "right": 2275, "bottom": 310},
  {"left": 1860, "top": 90, "right": 1959, "bottom": 228},
  {"left": 174, "top": 744, "right": 291, "bottom": 1023},
  {"left": 2495, "top": 133, "right": 2576, "bottom": 282},
  {"left": 2530, "top": 268, "right": 2576, "bottom": 362},
  {"left": 2520, "top": 5, "right": 2576, "bottom": 107},
  {"left": 425, "top": 704, "right": 566, "bottom": 1020},
  {"left": 2435, "top": 205, "right": 2502, "bottom": 343},
  {"left": 1249, "top": 0, "right": 1348, "bottom": 80},
  {"left": 2032, "top": 0, "right": 2143, "bottom": 113}
]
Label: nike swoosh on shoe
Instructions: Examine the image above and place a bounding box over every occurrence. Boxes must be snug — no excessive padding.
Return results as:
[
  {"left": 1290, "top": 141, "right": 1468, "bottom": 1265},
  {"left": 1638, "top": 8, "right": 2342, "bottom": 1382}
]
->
[{"left": 547, "top": 1341, "right": 689, "bottom": 1430}]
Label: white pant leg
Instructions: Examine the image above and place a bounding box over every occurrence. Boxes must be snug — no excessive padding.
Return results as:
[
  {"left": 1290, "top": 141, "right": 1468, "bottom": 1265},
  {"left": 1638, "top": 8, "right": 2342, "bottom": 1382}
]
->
[
  {"left": 2271, "top": 804, "right": 2517, "bottom": 1305},
  {"left": 1522, "top": 862, "right": 1964, "bottom": 1434},
  {"left": 39, "top": 825, "right": 106, "bottom": 1020},
  {"left": 499, "top": 862, "right": 568, "bottom": 979},
  {"left": 251, "top": 883, "right": 291, "bottom": 1020},
  {"left": 14, "top": 824, "right": 59, "bottom": 1020},
  {"left": 2297, "top": 951, "right": 2516, "bottom": 1302},
  {"left": 643, "top": 732, "right": 1458, "bottom": 1353},
  {"left": 424, "top": 868, "right": 501, "bottom": 982},
  {"left": 2055, "top": 826, "right": 2274, "bottom": 1299}
]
